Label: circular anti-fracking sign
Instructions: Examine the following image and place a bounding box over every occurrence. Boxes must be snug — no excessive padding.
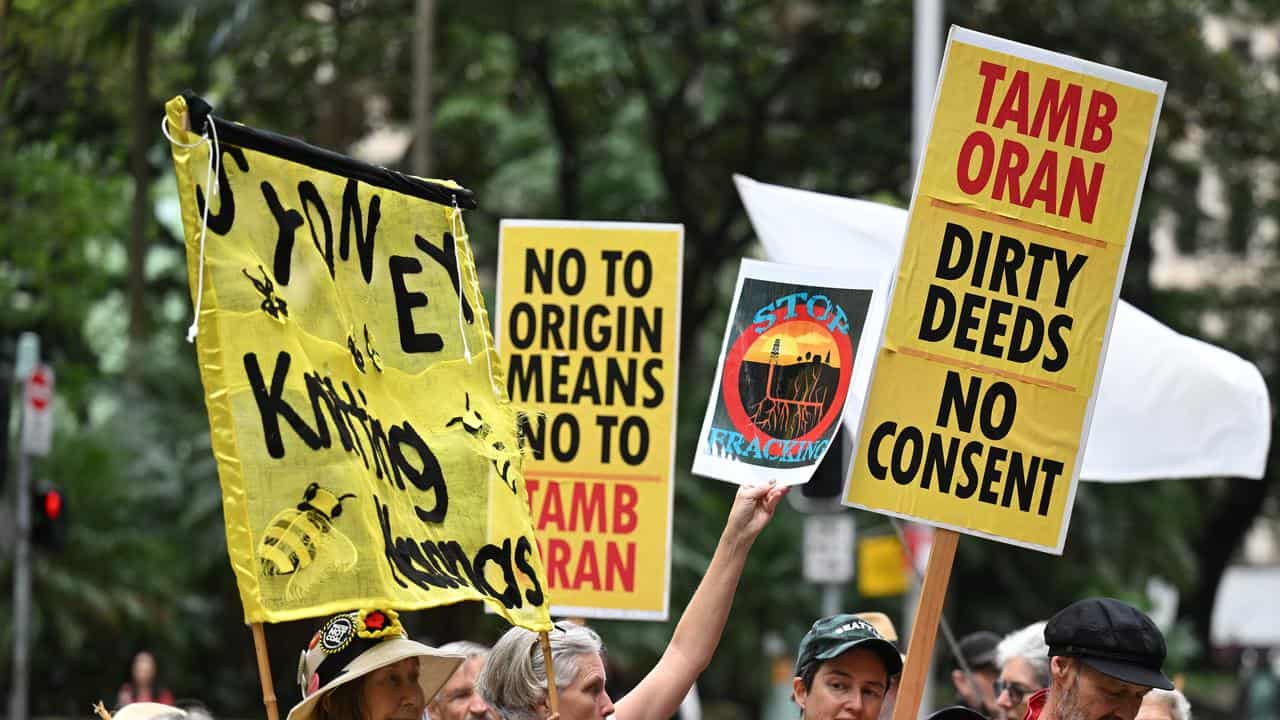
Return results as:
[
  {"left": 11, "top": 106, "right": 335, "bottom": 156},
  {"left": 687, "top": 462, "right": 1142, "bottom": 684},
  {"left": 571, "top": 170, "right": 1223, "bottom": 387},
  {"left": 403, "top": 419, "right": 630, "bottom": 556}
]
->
[
  {"left": 721, "top": 296, "right": 853, "bottom": 449},
  {"left": 695, "top": 266, "right": 875, "bottom": 483}
]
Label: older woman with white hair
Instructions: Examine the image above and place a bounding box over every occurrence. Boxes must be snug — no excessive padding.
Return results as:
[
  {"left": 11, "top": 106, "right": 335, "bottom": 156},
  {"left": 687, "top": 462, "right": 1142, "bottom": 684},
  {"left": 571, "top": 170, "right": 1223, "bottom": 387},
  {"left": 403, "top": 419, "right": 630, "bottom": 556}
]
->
[
  {"left": 994, "top": 621, "right": 1051, "bottom": 720},
  {"left": 477, "top": 482, "right": 788, "bottom": 720},
  {"left": 1136, "top": 688, "right": 1191, "bottom": 720}
]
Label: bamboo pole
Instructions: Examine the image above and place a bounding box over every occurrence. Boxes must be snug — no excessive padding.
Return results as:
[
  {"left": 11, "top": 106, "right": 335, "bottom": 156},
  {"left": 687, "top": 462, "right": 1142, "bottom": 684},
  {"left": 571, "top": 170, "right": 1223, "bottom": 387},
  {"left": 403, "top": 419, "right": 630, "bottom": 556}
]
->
[
  {"left": 892, "top": 528, "right": 959, "bottom": 720},
  {"left": 540, "top": 630, "right": 559, "bottom": 715},
  {"left": 251, "top": 622, "right": 281, "bottom": 720}
]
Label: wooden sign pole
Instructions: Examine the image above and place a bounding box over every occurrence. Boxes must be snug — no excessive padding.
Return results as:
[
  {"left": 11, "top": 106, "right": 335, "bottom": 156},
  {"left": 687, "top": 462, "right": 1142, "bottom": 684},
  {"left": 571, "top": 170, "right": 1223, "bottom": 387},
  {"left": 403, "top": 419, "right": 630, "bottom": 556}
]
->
[
  {"left": 540, "top": 630, "right": 560, "bottom": 715},
  {"left": 891, "top": 528, "right": 959, "bottom": 720},
  {"left": 251, "top": 622, "right": 281, "bottom": 720}
]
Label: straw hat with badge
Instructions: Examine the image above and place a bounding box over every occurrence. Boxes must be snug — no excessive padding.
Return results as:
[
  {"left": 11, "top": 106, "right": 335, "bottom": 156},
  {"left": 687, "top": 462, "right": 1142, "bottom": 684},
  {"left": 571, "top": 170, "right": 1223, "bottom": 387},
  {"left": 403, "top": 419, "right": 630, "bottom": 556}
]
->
[{"left": 289, "top": 608, "right": 464, "bottom": 720}]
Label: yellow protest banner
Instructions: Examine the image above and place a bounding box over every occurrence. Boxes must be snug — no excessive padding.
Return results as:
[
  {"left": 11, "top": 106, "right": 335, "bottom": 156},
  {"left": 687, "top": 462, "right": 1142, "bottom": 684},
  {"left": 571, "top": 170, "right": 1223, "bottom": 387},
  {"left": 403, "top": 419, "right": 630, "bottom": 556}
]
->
[
  {"left": 164, "top": 94, "right": 551, "bottom": 630},
  {"left": 496, "top": 221, "right": 682, "bottom": 620},
  {"left": 845, "top": 29, "right": 1165, "bottom": 553}
]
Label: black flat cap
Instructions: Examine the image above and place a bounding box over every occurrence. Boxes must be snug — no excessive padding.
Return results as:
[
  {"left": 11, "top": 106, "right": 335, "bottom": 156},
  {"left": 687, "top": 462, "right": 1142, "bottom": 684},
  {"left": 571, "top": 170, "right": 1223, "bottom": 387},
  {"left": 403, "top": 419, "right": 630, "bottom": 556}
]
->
[{"left": 1045, "top": 597, "right": 1174, "bottom": 690}]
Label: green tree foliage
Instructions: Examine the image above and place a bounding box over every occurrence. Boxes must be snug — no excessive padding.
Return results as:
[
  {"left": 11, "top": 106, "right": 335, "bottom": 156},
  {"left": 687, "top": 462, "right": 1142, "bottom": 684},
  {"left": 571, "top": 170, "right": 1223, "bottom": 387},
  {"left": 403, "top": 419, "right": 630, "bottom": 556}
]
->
[{"left": 0, "top": 0, "right": 1276, "bottom": 716}]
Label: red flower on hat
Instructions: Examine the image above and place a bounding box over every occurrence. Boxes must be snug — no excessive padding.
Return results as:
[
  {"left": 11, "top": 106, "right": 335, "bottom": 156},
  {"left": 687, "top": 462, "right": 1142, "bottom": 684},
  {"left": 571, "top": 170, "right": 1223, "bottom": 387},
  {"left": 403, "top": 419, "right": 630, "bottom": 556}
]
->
[{"left": 365, "top": 611, "right": 387, "bottom": 631}]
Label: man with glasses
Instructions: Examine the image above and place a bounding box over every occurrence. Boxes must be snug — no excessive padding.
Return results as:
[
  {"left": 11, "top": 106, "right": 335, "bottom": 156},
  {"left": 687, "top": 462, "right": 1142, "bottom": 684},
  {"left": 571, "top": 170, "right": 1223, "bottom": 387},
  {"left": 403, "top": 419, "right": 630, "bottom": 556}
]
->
[
  {"left": 995, "top": 622, "right": 1051, "bottom": 720},
  {"left": 1021, "top": 598, "right": 1173, "bottom": 720}
]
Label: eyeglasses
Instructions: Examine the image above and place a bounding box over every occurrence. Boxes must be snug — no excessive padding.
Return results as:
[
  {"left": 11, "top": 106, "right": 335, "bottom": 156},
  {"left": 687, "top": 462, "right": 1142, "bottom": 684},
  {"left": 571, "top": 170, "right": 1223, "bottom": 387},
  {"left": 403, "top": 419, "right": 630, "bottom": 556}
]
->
[{"left": 994, "top": 679, "right": 1035, "bottom": 704}]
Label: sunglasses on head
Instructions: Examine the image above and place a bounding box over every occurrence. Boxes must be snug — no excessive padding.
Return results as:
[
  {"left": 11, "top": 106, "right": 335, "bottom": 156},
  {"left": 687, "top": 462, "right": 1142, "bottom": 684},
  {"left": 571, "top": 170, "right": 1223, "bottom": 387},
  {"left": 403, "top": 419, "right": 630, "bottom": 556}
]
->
[{"left": 994, "top": 679, "right": 1035, "bottom": 704}]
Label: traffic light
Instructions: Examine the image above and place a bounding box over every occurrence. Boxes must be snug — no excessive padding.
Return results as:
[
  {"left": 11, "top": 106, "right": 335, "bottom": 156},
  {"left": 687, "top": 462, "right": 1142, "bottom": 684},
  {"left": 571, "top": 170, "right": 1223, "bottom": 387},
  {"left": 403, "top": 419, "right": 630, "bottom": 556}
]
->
[
  {"left": 32, "top": 484, "right": 68, "bottom": 551},
  {"left": 788, "top": 433, "right": 850, "bottom": 513}
]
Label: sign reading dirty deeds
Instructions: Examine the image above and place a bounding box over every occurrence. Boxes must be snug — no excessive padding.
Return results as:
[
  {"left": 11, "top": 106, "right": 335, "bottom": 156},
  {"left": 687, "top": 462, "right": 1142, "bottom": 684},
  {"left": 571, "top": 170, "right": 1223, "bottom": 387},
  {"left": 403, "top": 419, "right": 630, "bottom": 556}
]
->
[
  {"left": 496, "top": 220, "right": 682, "bottom": 620},
  {"left": 844, "top": 28, "right": 1165, "bottom": 553},
  {"left": 164, "top": 94, "right": 551, "bottom": 630},
  {"left": 694, "top": 260, "right": 880, "bottom": 486}
]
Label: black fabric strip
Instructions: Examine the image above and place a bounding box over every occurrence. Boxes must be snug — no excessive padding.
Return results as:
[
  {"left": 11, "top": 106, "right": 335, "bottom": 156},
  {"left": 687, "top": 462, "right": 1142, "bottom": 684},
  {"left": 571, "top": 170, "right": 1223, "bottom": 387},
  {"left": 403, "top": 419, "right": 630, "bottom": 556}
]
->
[
  {"left": 315, "top": 636, "right": 382, "bottom": 689},
  {"left": 181, "top": 91, "right": 477, "bottom": 210}
]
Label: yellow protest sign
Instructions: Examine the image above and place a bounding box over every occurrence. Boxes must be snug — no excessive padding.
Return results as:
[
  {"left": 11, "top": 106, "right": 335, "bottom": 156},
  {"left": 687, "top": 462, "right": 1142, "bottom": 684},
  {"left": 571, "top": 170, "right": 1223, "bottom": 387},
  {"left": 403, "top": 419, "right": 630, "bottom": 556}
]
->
[
  {"left": 496, "top": 221, "right": 682, "bottom": 620},
  {"left": 164, "top": 94, "right": 551, "bottom": 630},
  {"left": 845, "top": 29, "right": 1165, "bottom": 553},
  {"left": 857, "top": 535, "right": 909, "bottom": 598}
]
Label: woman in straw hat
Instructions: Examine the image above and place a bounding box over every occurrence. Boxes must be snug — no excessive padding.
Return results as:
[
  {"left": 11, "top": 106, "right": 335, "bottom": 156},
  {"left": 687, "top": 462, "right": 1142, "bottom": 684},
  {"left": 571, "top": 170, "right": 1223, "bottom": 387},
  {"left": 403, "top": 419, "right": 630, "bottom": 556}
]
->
[
  {"left": 477, "top": 482, "right": 788, "bottom": 720},
  {"left": 289, "top": 608, "right": 465, "bottom": 720}
]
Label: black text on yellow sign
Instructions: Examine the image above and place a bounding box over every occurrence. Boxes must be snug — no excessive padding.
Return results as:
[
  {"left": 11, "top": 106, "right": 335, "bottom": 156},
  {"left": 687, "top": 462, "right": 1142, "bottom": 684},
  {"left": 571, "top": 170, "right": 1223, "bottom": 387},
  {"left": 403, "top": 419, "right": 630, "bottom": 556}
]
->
[
  {"left": 497, "top": 221, "right": 682, "bottom": 619},
  {"left": 845, "top": 29, "right": 1164, "bottom": 553}
]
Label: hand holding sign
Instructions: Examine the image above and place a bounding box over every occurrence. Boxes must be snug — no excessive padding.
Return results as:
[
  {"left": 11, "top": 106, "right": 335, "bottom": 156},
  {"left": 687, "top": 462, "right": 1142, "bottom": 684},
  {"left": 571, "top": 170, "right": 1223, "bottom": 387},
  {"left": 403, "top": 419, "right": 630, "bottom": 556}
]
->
[{"left": 723, "top": 481, "right": 790, "bottom": 547}]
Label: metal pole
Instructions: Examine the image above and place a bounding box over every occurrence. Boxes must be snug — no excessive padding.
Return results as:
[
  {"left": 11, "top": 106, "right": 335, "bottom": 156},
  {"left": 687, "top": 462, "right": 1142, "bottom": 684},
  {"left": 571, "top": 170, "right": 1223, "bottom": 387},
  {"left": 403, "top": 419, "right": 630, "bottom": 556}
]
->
[
  {"left": 822, "top": 583, "right": 843, "bottom": 618},
  {"left": 909, "top": 4, "right": 943, "bottom": 715},
  {"left": 8, "top": 408, "right": 31, "bottom": 720},
  {"left": 912, "top": 0, "right": 944, "bottom": 179},
  {"left": 411, "top": 0, "right": 436, "bottom": 177}
]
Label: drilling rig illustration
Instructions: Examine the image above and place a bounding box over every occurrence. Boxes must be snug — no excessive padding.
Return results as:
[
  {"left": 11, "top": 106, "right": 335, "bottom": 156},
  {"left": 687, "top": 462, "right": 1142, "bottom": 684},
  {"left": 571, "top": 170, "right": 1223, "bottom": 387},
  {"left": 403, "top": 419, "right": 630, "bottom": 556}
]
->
[{"left": 746, "top": 334, "right": 832, "bottom": 438}]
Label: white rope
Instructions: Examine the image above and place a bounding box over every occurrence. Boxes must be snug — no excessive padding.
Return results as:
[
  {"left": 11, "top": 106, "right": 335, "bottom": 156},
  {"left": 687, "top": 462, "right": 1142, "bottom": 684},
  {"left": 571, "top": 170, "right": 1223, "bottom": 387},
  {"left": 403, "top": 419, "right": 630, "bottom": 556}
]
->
[
  {"left": 162, "top": 113, "right": 220, "bottom": 343},
  {"left": 448, "top": 199, "right": 502, "bottom": 397},
  {"left": 449, "top": 197, "right": 473, "bottom": 363}
]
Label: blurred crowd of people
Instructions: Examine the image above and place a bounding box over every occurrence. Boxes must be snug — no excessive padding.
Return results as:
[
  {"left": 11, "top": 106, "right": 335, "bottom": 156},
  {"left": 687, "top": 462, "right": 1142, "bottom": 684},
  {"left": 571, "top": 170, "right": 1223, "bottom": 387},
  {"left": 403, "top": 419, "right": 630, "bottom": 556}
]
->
[{"left": 109, "top": 485, "right": 1277, "bottom": 720}]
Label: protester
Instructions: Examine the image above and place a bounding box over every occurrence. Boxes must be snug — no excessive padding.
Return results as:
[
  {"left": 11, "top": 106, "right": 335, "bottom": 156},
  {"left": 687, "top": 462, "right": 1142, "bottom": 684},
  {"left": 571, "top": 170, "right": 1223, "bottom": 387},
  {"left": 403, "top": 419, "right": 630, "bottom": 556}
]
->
[
  {"left": 792, "top": 614, "right": 903, "bottom": 720},
  {"left": 995, "top": 622, "right": 1051, "bottom": 720},
  {"left": 287, "top": 608, "right": 463, "bottom": 720},
  {"left": 429, "top": 641, "right": 496, "bottom": 720},
  {"left": 951, "top": 631, "right": 1001, "bottom": 717},
  {"left": 1239, "top": 648, "right": 1280, "bottom": 720},
  {"left": 1136, "top": 689, "right": 1191, "bottom": 720},
  {"left": 1021, "top": 598, "right": 1173, "bottom": 720},
  {"left": 476, "top": 482, "right": 788, "bottom": 720},
  {"left": 853, "top": 612, "right": 902, "bottom": 720},
  {"left": 117, "top": 651, "right": 176, "bottom": 707}
]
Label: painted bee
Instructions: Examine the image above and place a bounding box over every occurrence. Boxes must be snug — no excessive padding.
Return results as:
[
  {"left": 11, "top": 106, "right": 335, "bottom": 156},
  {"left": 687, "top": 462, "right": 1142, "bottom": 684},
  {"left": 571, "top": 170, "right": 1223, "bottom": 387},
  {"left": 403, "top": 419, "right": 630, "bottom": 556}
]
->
[
  {"left": 258, "top": 483, "right": 359, "bottom": 600},
  {"left": 448, "top": 392, "right": 518, "bottom": 494}
]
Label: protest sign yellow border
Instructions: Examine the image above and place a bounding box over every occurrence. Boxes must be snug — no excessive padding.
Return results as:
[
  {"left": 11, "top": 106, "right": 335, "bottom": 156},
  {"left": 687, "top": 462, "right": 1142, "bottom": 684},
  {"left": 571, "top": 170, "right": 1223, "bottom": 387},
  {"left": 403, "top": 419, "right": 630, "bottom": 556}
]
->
[
  {"left": 495, "top": 220, "right": 682, "bottom": 620},
  {"left": 843, "top": 28, "right": 1166, "bottom": 554}
]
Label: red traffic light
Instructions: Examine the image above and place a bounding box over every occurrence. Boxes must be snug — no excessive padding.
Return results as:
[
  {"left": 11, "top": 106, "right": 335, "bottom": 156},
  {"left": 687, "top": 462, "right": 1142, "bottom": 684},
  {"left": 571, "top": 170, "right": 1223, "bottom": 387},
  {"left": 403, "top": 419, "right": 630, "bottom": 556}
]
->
[
  {"left": 32, "top": 486, "right": 68, "bottom": 551},
  {"left": 43, "top": 489, "right": 63, "bottom": 520}
]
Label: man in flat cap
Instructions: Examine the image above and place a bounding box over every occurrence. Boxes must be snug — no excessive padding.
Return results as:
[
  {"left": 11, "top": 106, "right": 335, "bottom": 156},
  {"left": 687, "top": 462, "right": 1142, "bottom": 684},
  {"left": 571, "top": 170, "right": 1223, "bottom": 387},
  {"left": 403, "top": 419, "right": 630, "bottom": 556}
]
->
[{"left": 1023, "top": 598, "right": 1174, "bottom": 720}]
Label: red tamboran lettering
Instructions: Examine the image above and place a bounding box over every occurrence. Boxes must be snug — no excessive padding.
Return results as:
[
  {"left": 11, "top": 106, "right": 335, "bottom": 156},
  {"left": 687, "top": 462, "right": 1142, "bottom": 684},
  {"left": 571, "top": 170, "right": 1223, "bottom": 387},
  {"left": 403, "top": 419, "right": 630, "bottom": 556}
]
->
[
  {"left": 954, "top": 60, "right": 1118, "bottom": 224},
  {"left": 526, "top": 479, "right": 638, "bottom": 534},
  {"left": 525, "top": 480, "right": 640, "bottom": 592},
  {"left": 536, "top": 538, "right": 637, "bottom": 593}
]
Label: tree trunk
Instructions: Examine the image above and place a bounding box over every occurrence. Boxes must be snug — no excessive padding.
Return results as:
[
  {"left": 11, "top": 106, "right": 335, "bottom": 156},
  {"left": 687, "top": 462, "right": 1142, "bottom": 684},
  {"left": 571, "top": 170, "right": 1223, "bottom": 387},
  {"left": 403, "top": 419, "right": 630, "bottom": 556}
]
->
[
  {"left": 1188, "top": 468, "right": 1275, "bottom": 651},
  {"left": 129, "top": 12, "right": 152, "bottom": 348},
  {"left": 412, "top": 0, "right": 435, "bottom": 177},
  {"left": 527, "top": 36, "right": 580, "bottom": 218},
  {"left": 0, "top": 0, "right": 11, "bottom": 131}
]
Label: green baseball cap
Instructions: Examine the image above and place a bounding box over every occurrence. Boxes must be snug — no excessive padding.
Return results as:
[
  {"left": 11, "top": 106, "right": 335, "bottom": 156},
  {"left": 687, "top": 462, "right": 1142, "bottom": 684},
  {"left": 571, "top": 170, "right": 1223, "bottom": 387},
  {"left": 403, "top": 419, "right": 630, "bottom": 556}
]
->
[{"left": 795, "top": 614, "right": 904, "bottom": 676}]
